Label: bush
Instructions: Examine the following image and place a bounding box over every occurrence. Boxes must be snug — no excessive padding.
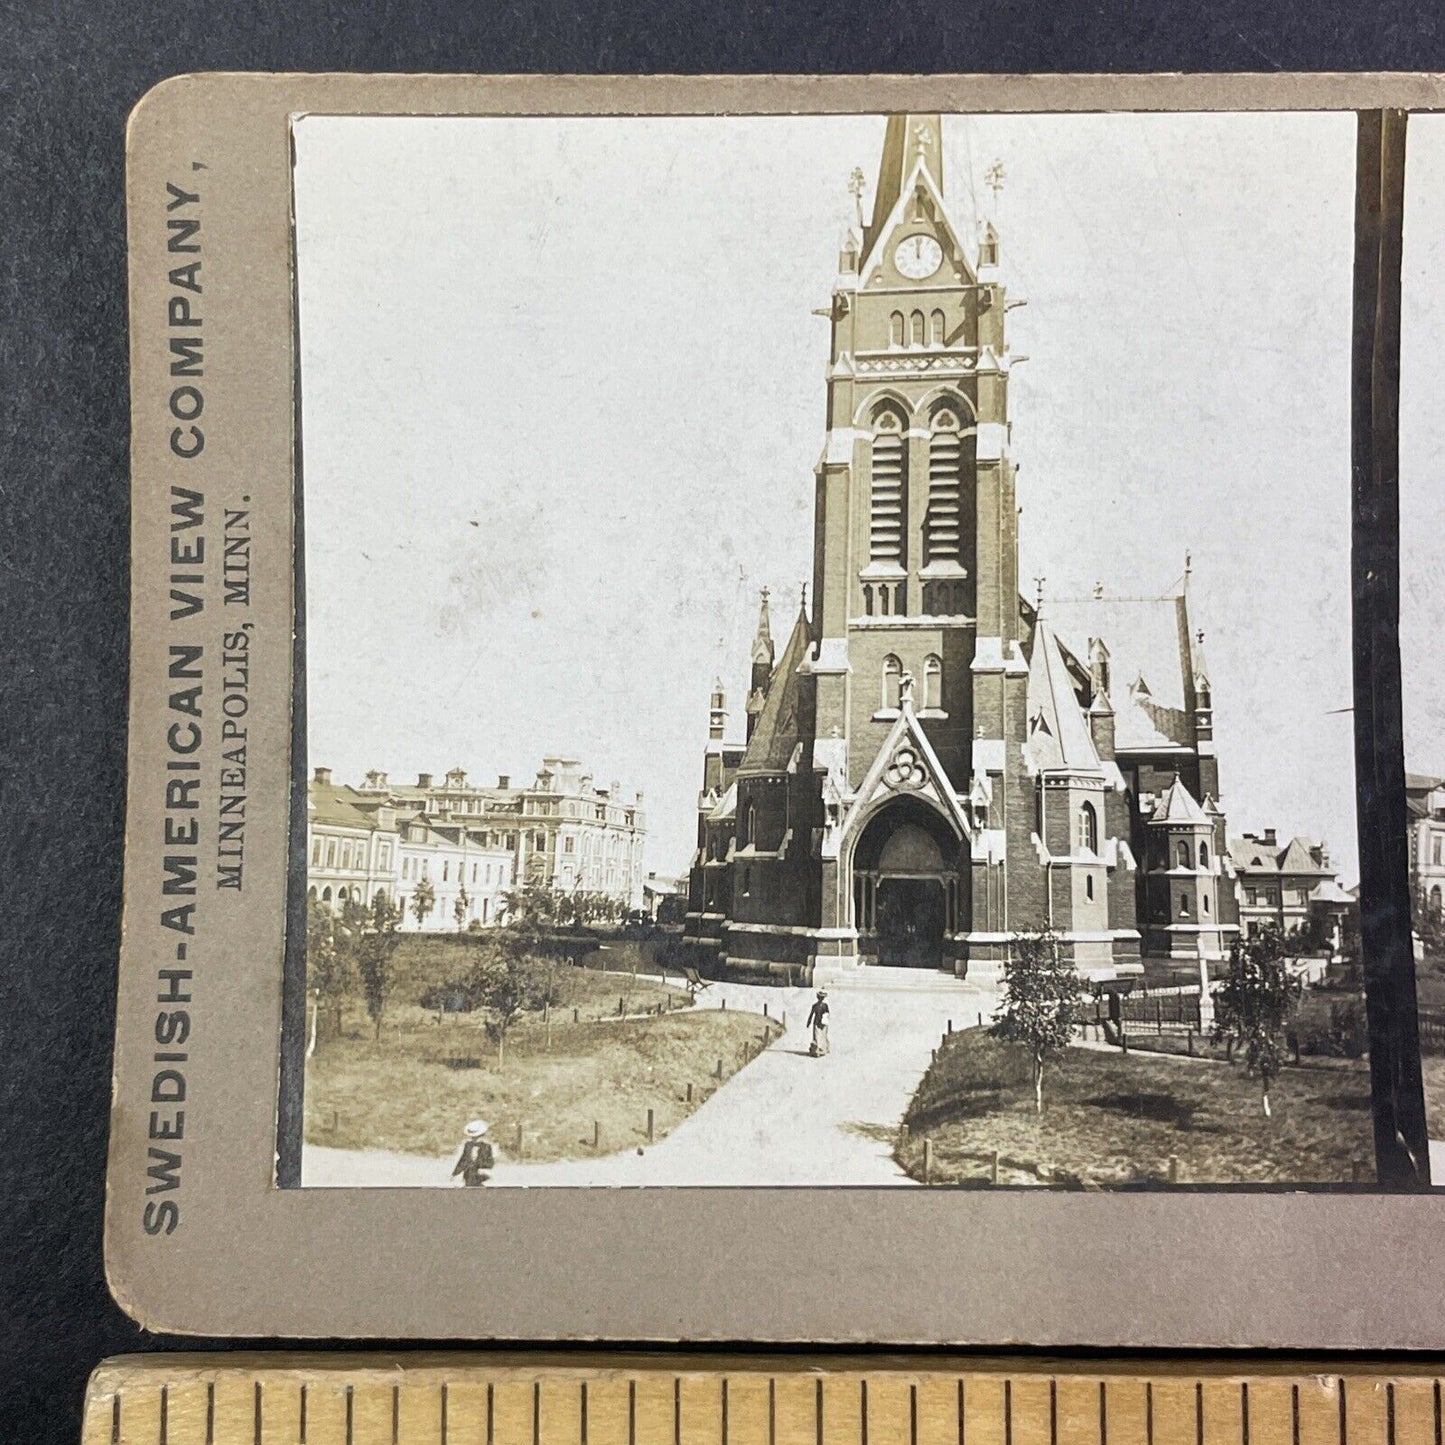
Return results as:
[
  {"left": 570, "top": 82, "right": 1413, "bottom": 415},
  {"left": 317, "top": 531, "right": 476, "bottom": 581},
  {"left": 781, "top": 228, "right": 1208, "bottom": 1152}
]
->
[{"left": 1292, "top": 995, "right": 1368, "bottom": 1058}]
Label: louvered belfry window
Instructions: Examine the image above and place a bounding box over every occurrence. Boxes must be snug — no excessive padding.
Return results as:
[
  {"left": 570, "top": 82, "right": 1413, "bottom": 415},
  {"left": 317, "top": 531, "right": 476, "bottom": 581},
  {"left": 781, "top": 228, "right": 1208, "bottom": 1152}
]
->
[
  {"left": 869, "top": 412, "right": 906, "bottom": 565},
  {"left": 924, "top": 407, "right": 963, "bottom": 566}
]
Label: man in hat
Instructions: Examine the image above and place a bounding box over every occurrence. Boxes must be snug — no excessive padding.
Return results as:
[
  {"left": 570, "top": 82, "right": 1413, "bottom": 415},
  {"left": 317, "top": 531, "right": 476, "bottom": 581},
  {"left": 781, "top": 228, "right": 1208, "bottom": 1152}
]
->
[
  {"left": 806, "top": 989, "right": 831, "bottom": 1057},
  {"left": 452, "top": 1119, "right": 495, "bottom": 1186}
]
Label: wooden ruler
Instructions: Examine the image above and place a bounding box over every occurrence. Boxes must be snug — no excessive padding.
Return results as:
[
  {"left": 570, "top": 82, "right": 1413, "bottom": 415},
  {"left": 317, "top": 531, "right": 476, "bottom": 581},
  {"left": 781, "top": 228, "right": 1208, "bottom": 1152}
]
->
[{"left": 81, "top": 1356, "right": 1445, "bottom": 1445}]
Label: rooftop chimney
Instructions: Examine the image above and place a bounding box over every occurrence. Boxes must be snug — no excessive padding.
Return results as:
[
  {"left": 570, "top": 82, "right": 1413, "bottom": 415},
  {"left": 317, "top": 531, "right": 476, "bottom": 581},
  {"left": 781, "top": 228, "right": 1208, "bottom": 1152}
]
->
[
  {"left": 417, "top": 772, "right": 433, "bottom": 789},
  {"left": 1263, "top": 828, "right": 1277, "bottom": 846},
  {"left": 313, "top": 766, "right": 332, "bottom": 785},
  {"left": 498, "top": 774, "right": 511, "bottom": 789}
]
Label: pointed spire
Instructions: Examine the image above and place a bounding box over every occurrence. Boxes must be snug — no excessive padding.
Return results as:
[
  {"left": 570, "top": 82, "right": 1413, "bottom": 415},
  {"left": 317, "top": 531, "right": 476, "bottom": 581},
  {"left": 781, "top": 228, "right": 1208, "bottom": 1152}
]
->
[
  {"left": 750, "top": 587, "right": 775, "bottom": 668},
  {"left": 862, "top": 113, "right": 944, "bottom": 263}
]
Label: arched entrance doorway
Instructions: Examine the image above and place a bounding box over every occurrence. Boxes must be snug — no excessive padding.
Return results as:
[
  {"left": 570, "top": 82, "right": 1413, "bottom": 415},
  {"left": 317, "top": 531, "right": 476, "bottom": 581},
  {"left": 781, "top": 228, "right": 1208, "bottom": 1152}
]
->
[{"left": 851, "top": 797, "right": 966, "bottom": 969}]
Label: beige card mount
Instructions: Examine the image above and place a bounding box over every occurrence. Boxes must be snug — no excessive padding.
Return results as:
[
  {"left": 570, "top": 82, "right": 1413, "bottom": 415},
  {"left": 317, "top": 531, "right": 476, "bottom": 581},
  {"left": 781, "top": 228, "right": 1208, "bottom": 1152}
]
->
[{"left": 114, "top": 72, "right": 1443, "bottom": 1341}]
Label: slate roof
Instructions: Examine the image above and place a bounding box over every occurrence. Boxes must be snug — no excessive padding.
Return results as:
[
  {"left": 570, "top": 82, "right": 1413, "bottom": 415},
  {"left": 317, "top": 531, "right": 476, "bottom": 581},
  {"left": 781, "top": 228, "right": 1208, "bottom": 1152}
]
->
[
  {"left": 1153, "top": 774, "right": 1209, "bottom": 824},
  {"left": 738, "top": 608, "right": 812, "bottom": 776},
  {"left": 1227, "top": 833, "right": 1333, "bottom": 878},
  {"left": 309, "top": 781, "right": 388, "bottom": 830},
  {"left": 1024, "top": 619, "right": 1101, "bottom": 772},
  {"left": 1045, "top": 592, "right": 1195, "bottom": 751}
]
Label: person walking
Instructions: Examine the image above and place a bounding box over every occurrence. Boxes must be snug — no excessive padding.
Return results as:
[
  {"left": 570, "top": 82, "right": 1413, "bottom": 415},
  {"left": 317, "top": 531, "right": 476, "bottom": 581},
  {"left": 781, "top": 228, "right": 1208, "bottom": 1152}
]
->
[
  {"left": 807, "top": 989, "right": 831, "bottom": 1057},
  {"left": 452, "top": 1119, "right": 495, "bottom": 1186}
]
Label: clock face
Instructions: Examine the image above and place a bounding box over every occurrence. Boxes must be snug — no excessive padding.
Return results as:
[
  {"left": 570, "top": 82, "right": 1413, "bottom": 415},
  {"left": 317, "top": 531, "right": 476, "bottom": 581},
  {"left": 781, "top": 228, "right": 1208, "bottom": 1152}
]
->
[{"left": 894, "top": 233, "right": 943, "bottom": 280}]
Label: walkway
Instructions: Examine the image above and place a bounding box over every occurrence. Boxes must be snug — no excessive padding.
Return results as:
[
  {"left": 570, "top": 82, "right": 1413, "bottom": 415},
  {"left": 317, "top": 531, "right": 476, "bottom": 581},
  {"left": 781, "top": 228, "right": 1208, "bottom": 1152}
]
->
[{"left": 302, "top": 973, "right": 998, "bottom": 1188}]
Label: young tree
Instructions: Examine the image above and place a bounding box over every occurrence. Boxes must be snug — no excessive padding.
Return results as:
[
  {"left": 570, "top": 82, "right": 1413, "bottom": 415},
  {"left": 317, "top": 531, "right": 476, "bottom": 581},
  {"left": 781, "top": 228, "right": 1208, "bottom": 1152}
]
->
[
  {"left": 355, "top": 893, "right": 405, "bottom": 1039},
  {"left": 305, "top": 897, "right": 356, "bottom": 1048},
  {"left": 454, "top": 884, "right": 470, "bottom": 931},
  {"left": 1211, "top": 928, "right": 1303, "bottom": 1117},
  {"left": 411, "top": 876, "right": 436, "bottom": 930},
  {"left": 990, "top": 927, "right": 1082, "bottom": 1113},
  {"left": 466, "top": 938, "right": 554, "bottom": 1068}
]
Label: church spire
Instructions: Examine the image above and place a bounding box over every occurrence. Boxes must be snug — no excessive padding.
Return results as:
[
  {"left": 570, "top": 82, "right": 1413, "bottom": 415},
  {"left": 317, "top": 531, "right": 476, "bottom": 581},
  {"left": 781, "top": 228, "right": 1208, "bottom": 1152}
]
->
[
  {"left": 862, "top": 114, "right": 944, "bottom": 264},
  {"left": 746, "top": 588, "right": 776, "bottom": 741}
]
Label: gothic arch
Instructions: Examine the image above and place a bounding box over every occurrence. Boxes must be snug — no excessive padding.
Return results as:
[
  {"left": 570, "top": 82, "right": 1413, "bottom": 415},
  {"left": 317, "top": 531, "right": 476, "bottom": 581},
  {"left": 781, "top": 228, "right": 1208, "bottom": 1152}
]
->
[
  {"left": 852, "top": 387, "right": 917, "bottom": 427},
  {"left": 919, "top": 386, "right": 978, "bottom": 426}
]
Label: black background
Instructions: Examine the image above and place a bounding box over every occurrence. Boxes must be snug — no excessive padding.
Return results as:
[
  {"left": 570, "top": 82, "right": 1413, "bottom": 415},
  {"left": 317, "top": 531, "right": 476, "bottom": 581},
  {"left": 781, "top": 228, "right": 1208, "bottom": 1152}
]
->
[{"left": 5, "top": 2, "right": 1445, "bottom": 1440}]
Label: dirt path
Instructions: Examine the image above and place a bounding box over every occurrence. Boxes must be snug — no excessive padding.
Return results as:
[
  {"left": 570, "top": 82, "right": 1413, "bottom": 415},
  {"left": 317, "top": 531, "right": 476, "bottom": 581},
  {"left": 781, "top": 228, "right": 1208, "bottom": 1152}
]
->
[{"left": 302, "top": 975, "right": 997, "bottom": 1187}]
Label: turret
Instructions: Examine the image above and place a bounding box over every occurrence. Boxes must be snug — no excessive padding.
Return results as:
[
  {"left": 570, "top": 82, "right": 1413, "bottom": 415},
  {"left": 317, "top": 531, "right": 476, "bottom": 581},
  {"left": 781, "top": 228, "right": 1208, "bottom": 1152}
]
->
[{"left": 708, "top": 678, "right": 727, "bottom": 743}]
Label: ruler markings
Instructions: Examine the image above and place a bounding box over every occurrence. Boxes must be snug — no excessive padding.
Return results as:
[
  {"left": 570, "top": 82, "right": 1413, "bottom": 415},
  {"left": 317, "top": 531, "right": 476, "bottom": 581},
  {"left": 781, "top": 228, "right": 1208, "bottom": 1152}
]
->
[{"left": 84, "top": 1366, "right": 1445, "bottom": 1445}]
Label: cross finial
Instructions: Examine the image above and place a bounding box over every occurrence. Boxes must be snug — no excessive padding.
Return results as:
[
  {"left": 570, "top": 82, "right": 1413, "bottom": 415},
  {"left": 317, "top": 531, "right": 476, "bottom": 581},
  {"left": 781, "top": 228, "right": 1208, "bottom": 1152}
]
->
[
  {"left": 847, "top": 166, "right": 866, "bottom": 227},
  {"left": 800, "top": 581, "right": 808, "bottom": 613},
  {"left": 1033, "top": 575, "right": 1046, "bottom": 612},
  {"left": 761, "top": 584, "right": 770, "bottom": 603},
  {"left": 912, "top": 121, "right": 934, "bottom": 158},
  {"left": 1185, "top": 549, "right": 1193, "bottom": 576},
  {"left": 1197, "top": 629, "right": 1205, "bottom": 645},
  {"left": 985, "top": 160, "right": 1005, "bottom": 202}
]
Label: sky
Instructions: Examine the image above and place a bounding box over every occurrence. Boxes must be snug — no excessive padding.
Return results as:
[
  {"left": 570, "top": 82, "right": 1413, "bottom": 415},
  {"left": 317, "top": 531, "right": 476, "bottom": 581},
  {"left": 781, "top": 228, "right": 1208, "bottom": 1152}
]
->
[{"left": 293, "top": 111, "right": 1363, "bottom": 881}]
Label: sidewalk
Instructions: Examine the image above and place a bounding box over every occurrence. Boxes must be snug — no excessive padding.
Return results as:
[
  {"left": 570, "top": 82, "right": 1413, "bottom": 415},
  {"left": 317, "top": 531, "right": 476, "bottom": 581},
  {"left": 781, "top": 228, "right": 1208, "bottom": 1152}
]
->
[{"left": 303, "top": 975, "right": 997, "bottom": 1187}]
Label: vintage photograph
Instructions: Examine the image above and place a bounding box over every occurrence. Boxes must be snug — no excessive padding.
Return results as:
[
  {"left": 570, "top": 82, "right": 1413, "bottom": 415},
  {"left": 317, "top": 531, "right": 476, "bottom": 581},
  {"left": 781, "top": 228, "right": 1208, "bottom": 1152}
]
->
[
  {"left": 1399, "top": 113, "right": 1445, "bottom": 1179},
  {"left": 290, "top": 109, "right": 1372, "bottom": 1189}
]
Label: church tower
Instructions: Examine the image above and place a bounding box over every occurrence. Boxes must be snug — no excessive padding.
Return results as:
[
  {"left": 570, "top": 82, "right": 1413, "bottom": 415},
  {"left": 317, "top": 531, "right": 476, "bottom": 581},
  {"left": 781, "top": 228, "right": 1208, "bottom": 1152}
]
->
[{"left": 801, "top": 112, "right": 1027, "bottom": 974}]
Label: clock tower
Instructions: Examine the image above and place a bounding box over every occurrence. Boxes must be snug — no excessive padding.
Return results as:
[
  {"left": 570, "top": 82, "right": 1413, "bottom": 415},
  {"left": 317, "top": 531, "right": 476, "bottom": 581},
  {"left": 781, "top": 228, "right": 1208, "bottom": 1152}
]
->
[{"left": 801, "top": 111, "right": 1025, "bottom": 974}]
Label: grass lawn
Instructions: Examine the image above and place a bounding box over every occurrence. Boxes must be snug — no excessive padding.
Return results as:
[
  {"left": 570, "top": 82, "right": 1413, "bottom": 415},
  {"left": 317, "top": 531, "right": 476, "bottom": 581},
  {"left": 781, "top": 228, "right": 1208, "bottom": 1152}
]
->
[
  {"left": 896, "top": 1029, "right": 1373, "bottom": 1187},
  {"left": 1421, "top": 1057, "right": 1445, "bottom": 1139},
  {"left": 305, "top": 1000, "right": 781, "bottom": 1160}
]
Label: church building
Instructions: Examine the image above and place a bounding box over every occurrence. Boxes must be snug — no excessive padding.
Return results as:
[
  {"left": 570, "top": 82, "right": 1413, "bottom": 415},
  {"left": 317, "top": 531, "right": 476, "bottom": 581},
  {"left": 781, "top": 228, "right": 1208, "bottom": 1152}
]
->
[{"left": 683, "top": 113, "right": 1239, "bottom": 982}]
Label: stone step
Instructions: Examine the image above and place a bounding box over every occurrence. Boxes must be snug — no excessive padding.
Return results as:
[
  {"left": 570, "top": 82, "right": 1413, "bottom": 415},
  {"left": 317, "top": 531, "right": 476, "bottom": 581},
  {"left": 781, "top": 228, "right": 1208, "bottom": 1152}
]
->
[{"left": 812, "top": 963, "right": 996, "bottom": 994}]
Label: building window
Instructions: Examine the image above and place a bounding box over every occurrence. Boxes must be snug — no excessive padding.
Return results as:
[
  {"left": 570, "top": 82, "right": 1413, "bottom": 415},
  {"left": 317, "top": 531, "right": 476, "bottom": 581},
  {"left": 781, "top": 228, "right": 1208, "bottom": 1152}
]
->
[
  {"left": 1434, "top": 836, "right": 1443, "bottom": 866},
  {"left": 1203, "top": 894, "right": 1211, "bottom": 915},
  {"left": 889, "top": 311, "right": 904, "bottom": 347},
  {"left": 909, "top": 309, "right": 925, "bottom": 346},
  {"left": 326, "top": 840, "right": 337, "bottom": 868},
  {"left": 379, "top": 845, "right": 390, "bottom": 869},
  {"left": 869, "top": 410, "right": 906, "bottom": 566},
  {"left": 311, "top": 838, "right": 322, "bottom": 865},
  {"left": 1085, "top": 874, "right": 1094, "bottom": 902},
  {"left": 1176, "top": 840, "right": 1190, "bottom": 868},
  {"left": 1432, "top": 886, "right": 1443, "bottom": 918},
  {"left": 1200, "top": 841, "right": 1210, "bottom": 868},
  {"left": 1078, "top": 801, "right": 1098, "bottom": 856},
  {"left": 929, "top": 308, "right": 945, "bottom": 345},
  {"left": 1179, "top": 893, "right": 1190, "bottom": 918},
  {"left": 564, "top": 836, "right": 575, "bottom": 854},
  {"left": 924, "top": 407, "right": 963, "bottom": 567},
  {"left": 924, "top": 654, "right": 942, "bottom": 710},
  {"left": 882, "top": 654, "right": 903, "bottom": 712},
  {"left": 472, "top": 862, "right": 478, "bottom": 882},
  {"left": 442, "top": 861, "right": 449, "bottom": 882}
]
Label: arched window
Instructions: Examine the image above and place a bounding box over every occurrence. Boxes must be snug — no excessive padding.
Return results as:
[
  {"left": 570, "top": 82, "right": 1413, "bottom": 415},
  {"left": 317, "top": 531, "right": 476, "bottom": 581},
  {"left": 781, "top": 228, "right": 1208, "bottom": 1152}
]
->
[
  {"left": 924, "top": 406, "right": 963, "bottom": 567},
  {"left": 321, "top": 886, "right": 332, "bottom": 903},
  {"left": 1077, "top": 801, "right": 1098, "bottom": 855},
  {"left": 1432, "top": 885, "right": 1442, "bottom": 918},
  {"left": 744, "top": 802, "right": 757, "bottom": 847},
  {"left": 1176, "top": 840, "right": 1190, "bottom": 868},
  {"left": 307, "top": 885, "right": 318, "bottom": 902},
  {"left": 882, "top": 655, "right": 903, "bottom": 712},
  {"left": 1199, "top": 841, "right": 1210, "bottom": 868},
  {"left": 326, "top": 839, "right": 337, "bottom": 868},
  {"left": 869, "top": 409, "right": 906, "bottom": 567},
  {"left": 929, "top": 308, "right": 945, "bottom": 345},
  {"left": 909, "top": 310, "right": 925, "bottom": 346},
  {"left": 1085, "top": 874, "right": 1095, "bottom": 902},
  {"left": 1179, "top": 892, "right": 1191, "bottom": 918},
  {"left": 889, "top": 311, "right": 904, "bottom": 347},
  {"left": 923, "top": 654, "right": 942, "bottom": 710}
]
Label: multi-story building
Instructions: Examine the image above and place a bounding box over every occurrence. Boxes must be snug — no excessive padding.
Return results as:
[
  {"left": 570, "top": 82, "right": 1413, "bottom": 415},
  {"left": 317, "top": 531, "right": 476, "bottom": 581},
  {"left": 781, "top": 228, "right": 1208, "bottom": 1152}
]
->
[
  {"left": 306, "top": 757, "right": 647, "bottom": 930},
  {"left": 1406, "top": 772, "right": 1445, "bottom": 920},
  {"left": 684, "top": 112, "right": 1237, "bottom": 983},
  {"left": 1227, "top": 830, "right": 1340, "bottom": 942}
]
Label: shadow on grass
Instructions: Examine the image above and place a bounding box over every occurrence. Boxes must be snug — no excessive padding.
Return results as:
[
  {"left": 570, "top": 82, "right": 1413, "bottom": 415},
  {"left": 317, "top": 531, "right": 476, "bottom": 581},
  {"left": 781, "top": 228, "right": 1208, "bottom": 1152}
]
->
[{"left": 1080, "top": 1091, "right": 1219, "bottom": 1130}]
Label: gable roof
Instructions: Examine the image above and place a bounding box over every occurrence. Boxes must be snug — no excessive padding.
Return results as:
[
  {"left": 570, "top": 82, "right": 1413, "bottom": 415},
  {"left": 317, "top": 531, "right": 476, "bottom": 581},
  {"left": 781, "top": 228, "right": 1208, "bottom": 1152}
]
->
[
  {"left": 737, "top": 608, "right": 812, "bottom": 776},
  {"left": 1045, "top": 591, "right": 1195, "bottom": 751},
  {"left": 1024, "top": 618, "right": 1101, "bottom": 772}
]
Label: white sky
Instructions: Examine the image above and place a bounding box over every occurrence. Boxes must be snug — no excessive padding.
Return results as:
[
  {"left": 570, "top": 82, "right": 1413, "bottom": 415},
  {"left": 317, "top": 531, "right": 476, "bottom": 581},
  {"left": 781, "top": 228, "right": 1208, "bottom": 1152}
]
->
[
  {"left": 1401, "top": 116, "right": 1445, "bottom": 786},
  {"left": 294, "top": 111, "right": 1363, "bottom": 881}
]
